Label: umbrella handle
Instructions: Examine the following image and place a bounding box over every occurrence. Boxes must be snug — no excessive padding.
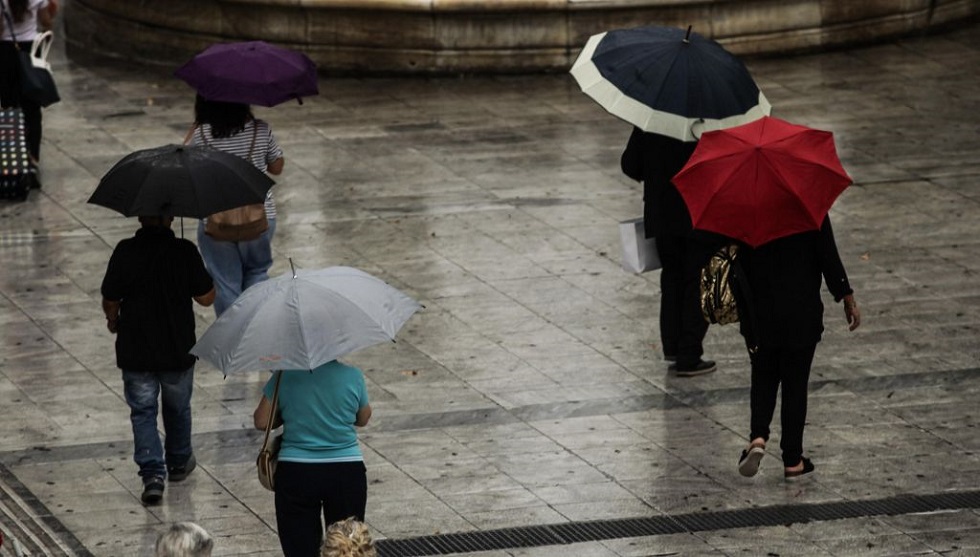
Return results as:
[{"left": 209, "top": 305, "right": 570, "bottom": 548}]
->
[{"left": 690, "top": 118, "right": 705, "bottom": 139}]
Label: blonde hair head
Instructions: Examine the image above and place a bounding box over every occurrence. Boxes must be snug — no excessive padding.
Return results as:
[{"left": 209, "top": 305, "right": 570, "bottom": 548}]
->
[
  {"left": 321, "top": 517, "right": 376, "bottom": 557},
  {"left": 155, "top": 522, "right": 213, "bottom": 557}
]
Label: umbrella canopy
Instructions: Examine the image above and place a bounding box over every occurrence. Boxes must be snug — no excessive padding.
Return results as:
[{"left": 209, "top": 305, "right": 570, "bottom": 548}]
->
[
  {"left": 570, "top": 25, "right": 771, "bottom": 142},
  {"left": 88, "top": 144, "right": 275, "bottom": 218},
  {"left": 672, "top": 116, "right": 852, "bottom": 248},
  {"left": 191, "top": 265, "right": 422, "bottom": 374},
  {"left": 175, "top": 41, "right": 319, "bottom": 107}
]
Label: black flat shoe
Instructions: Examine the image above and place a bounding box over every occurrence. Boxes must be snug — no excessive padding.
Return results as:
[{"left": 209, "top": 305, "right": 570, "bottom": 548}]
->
[
  {"left": 738, "top": 446, "right": 765, "bottom": 477},
  {"left": 784, "top": 457, "right": 815, "bottom": 480},
  {"left": 671, "top": 359, "right": 717, "bottom": 377}
]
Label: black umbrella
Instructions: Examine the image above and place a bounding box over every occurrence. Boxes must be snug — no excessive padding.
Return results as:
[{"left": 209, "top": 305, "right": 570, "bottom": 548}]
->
[
  {"left": 570, "top": 25, "right": 771, "bottom": 142},
  {"left": 88, "top": 144, "right": 274, "bottom": 218}
]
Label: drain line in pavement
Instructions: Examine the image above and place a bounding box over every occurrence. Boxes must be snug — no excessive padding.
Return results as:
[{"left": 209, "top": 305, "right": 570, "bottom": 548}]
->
[
  {"left": 0, "top": 463, "right": 92, "bottom": 557},
  {"left": 375, "top": 489, "right": 980, "bottom": 557}
]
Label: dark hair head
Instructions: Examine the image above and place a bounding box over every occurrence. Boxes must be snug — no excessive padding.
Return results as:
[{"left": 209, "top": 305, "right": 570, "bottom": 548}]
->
[
  {"left": 193, "top": 94, "right": 252, "bottom": 138},
  {"left": 138, "top": 215, "right": 174, "bottom": 228},
  {"left": 9, "top": 0, "right": 30, "bottom": 21}
]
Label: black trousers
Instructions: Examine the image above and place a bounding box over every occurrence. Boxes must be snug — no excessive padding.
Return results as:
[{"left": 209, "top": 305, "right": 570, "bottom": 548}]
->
[
  {"left": 655, "top": 232, "right": 712, "bottom": 366},
  {"left": 748, "top": 343, "right": 817, "bottom": 467},
  {"left": 0, "top": 41, "right": 43, "bottom": 162},
  {"left": 274, "top": 460, "right": 367, "bottom": 557}
]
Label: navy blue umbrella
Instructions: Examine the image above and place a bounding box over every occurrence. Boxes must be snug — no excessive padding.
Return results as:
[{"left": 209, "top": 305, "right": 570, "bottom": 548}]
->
[{"left": 571, "top": 26, "right": 771, "bottom": 142}]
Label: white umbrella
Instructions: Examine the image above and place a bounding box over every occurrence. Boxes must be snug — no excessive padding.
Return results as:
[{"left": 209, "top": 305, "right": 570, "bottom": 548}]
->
[{"left": 191, "top": 264, "right": 421, "bottom": 373}]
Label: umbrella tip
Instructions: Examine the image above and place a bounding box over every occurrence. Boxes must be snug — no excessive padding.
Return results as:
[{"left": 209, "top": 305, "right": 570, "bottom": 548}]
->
[
  {"left": 684, "top": 25, "right": 692, "bottom": 43},
  {"left": 289, "top": 257, "right": 297, "bottom": 278}
]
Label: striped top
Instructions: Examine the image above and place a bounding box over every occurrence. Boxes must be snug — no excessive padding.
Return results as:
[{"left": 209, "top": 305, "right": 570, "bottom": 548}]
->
[
  {"left": 1, "top": 0, "right": 50, "bottom": 42},
  {"left": 190, "top": 119, "right": 284, "bottom": 220}
]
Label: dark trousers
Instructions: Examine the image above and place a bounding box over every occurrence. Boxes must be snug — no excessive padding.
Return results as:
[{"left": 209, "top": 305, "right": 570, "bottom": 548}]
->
[
  {"left": 274, "top": 460, "right": 367, "bottom": 557},
  {"left": 0, "top": 41, "right": 43, "bottom": 162},
  {"left": 655, "top": 233, "right": 712, "bottom": 366},
  {"left": 748, "top": 343, "right": 817, "bottom": 467}
]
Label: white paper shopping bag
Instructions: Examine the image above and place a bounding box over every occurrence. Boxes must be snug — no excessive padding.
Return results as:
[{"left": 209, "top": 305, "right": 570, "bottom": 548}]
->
[{"left": 619, "top": 217, "right": 661, "bottom": 273}]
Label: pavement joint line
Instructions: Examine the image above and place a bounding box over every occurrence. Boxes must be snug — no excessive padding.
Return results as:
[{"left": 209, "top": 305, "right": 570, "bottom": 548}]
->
[{"left": 1, "top": 366, "right": 975, "bottom": 467}]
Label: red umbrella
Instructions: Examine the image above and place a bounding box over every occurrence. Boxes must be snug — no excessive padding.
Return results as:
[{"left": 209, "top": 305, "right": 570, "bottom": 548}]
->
[{"left": 672, "top": 116, "right": 851, "bottom": 247}]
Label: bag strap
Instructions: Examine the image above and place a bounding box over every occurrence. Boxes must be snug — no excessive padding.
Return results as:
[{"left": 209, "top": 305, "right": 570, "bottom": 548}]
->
[
  {"left": 195, "top": 120, "right": 259, "bottom": 163},
  {"left": 31, "top": 30, "right": 52, "bottom": 61},
  {"left": 260, "top": 371, "right": 282, "bottom": 451},
  {"left": 1, "top": 4, "right": 19, "bottom": 46},
  {"left": 182, "top": 124, "right": 196, "bottom": 146}
]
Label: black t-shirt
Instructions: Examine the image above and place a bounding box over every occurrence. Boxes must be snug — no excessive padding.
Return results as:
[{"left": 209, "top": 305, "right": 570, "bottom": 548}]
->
[{"left": 101, "top": 226, "right": 213, "bottom": 371}]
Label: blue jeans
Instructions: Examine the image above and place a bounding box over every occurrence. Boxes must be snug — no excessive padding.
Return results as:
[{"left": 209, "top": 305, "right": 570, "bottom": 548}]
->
[
  {"left": 122, "top": 366, "right": 195, "bottom": 480},
  {"left": 197, "top": 218, "right": 276, "bottom": 316}
]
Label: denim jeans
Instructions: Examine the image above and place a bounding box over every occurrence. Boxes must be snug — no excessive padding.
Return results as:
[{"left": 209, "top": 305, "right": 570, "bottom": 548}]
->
[
  {"left": 197, "top": 218, "right": 276, "bottom": 316},
  {"left": 122, "top": 366, "right": 195, "bottom": 480}
]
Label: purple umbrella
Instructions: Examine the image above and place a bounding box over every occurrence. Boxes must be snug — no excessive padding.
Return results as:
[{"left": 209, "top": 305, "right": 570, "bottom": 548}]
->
[{"left": 175, "top": 41, "right": 319, "bottom": 107}]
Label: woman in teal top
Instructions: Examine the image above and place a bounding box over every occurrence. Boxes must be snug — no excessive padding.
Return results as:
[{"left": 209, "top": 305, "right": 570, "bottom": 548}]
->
[{"left": 254, "top": 360, "right": 372, "bottom": 557}]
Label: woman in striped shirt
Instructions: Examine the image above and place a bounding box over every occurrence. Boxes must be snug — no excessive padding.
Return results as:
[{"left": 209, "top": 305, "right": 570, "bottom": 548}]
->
[{"left": 189, "top": 96, "right": 284, "bottom": 315}]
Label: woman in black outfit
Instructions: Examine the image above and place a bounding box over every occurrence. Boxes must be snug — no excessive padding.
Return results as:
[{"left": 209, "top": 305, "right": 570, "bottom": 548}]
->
[
  {"left": 0, "top": 0, "right": 58, "bottom": 182},
  {"left": 621, "top": 127, "right": 722, "bottom": 376},
  {"left": 735, "top": 216, "right": 861, "bottom": 479}
]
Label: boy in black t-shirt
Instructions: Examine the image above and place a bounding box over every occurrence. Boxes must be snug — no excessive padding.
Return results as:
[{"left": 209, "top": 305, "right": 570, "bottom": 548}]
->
[{"left": 101, "top": 215, "right": 215, "bottom": 505}]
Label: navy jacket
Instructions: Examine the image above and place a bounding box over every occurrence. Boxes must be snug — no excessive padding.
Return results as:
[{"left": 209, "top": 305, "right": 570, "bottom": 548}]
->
[{"left": 620, "top": 127, "right": 697, "bottom": 238}]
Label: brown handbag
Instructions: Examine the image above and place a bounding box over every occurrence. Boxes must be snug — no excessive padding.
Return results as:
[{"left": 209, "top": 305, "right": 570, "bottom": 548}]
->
[
  {"left": 256, "top": 371, "right": 283, "bottom": 491},
  {"left": 205, "top": 204, "right": 268, "bottom": 242}
]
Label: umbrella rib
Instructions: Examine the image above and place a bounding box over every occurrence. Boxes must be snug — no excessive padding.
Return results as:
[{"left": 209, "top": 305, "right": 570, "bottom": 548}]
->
[{"left": 758, "top": 150, "right": 827, "bottom": 228}]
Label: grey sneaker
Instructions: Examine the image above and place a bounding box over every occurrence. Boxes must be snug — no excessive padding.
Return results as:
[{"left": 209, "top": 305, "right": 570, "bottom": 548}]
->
[
  {"left": 168, "top": 453, "right": 196, "bottom": 482},
  {"left": 141, "top": 477, "right": 165, "bottom": 505}
]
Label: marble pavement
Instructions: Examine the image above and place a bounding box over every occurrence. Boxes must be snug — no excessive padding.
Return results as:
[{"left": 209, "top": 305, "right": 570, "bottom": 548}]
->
[{"left": 0, "top": 15, "right": 979, "bottom": 557}]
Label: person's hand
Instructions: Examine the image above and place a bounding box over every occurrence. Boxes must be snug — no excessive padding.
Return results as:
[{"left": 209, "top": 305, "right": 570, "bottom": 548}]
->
[
  {"left": 843, "top": 294, "right": 860, "bottom": 331},
  {"left": 106, "top": 318, "right": 118, "bottom": 334}
]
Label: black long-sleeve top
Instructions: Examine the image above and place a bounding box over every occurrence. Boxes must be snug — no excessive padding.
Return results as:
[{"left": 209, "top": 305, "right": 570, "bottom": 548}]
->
[
  {"left": 620, "top": 127, "right": 697, "bottom": 238},
  {"left": 736, "top": 217, "right": 853, "bottom": 348}
]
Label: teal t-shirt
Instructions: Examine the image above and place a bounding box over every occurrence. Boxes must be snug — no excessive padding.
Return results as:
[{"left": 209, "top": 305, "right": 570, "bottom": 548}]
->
[{"left": 263, "top": 360, "right": 369, "bottom": 463}]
